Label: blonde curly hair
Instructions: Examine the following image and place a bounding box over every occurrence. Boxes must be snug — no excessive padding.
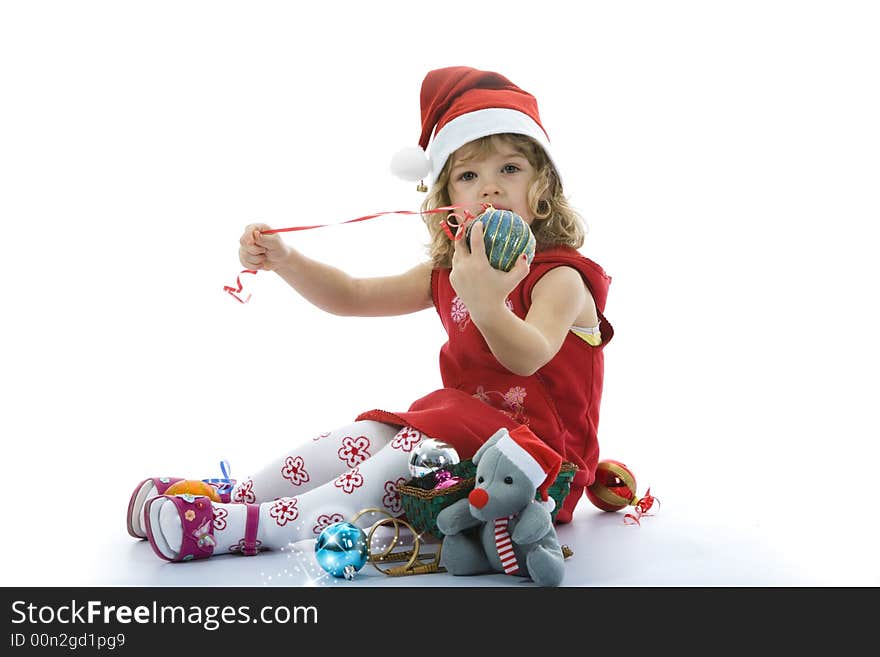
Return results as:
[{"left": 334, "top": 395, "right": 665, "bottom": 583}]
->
[{"left": 421, "top": 133, "right": 585, "bottom": 268}]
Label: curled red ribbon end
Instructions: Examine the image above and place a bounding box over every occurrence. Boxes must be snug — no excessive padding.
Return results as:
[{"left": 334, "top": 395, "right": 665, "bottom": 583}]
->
[
  {"left": 636, "top": 488, "right": 658, "bottom": 514},
  {"left": 223, "top": 269, "right": 258, "bottom": 304},
  {"left": 623, "top": 488, "right": 659, "bottom": 526}
]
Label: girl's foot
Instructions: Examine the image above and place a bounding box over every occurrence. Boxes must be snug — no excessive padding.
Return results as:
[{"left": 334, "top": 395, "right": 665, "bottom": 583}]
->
[
  {"left": 127, "top": 476, "right": 235, "bottom": 539},
  {"left": 143, "top": 495, "right": 262, "bottom": 562}
]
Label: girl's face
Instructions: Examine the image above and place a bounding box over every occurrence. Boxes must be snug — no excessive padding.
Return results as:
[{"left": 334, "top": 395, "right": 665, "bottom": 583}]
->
[{"left": 447, "top": 143, "right": 535, "bottom": 224}]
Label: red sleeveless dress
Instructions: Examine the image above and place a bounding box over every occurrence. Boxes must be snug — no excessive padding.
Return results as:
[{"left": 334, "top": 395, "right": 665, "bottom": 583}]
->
[{"left": 357, "top": 246, "right": 613, "bottom": 521}]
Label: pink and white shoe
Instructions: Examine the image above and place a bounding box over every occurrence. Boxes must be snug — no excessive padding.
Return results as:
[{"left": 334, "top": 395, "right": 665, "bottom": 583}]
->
[
  {"left": 143, "top": 494, "right": 262, "bottom": 562},
  {"left": 127, "top": 477, "right": 185, "bottom": 539},
  {"left": 127, "top": 471, "right": 236, "bottom": 539}
]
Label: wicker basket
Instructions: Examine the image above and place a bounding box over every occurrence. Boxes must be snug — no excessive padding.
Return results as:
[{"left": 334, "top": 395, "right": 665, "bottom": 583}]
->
[{"left": 398, "top": 459, "right": 578, "bottom": 539}]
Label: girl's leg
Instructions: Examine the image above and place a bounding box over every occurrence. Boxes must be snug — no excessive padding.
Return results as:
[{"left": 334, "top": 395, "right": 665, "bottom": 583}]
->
[
  {"left": 146, "top": 424, "right": 429, "bottom": 560},
  {"left": 229, "top": 420, "right": 404, "bottom": 504},
  {"left": 130, "top": 420, "right": 401, "bottom": 539}
]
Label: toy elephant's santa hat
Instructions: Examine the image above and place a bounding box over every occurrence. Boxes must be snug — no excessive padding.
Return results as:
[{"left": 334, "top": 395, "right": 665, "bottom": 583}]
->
[
  {"left": 496, "top": 425, "right": 562, "bottom": 510},
  {"left": 390, "top": 66, "right": 559, "bottom": 189}
]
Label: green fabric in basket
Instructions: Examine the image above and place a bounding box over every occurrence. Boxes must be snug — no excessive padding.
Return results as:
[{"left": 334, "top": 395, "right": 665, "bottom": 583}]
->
[{"left": 399, "top": 459, "right": 576, "bottom": 539}]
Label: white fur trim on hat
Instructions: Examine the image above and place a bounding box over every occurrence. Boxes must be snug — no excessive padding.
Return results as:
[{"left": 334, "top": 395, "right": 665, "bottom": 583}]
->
[
  {"left": 425, "top": 107, "right": 557, "bottom": 187},
  {"left": 496, "top": 432, "right": 547, "bottom": 488}
]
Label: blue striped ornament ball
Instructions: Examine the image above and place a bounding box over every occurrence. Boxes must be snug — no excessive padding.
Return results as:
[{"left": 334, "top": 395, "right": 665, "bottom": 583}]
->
[{"left": 465, "top": 207, "right": 536, "bottom": 272}]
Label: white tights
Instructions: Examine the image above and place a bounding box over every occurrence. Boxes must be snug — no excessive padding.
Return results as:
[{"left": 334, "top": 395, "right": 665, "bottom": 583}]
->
[{"left": 154, "top": 421, "right": 428, "bottom": 557}]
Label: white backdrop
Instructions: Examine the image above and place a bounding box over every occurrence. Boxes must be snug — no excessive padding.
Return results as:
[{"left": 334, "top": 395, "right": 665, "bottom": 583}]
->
[{"left": 1, "top": 1, "right": 878, "bottom": 586}]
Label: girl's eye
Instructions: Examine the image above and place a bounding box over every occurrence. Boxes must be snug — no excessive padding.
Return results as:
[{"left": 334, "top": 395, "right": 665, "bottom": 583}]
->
[
  {"left": 458, "top": 171, "right": 476, "bottom": 181},
  {"left": 502, "top": 164, "right": 520, "bottom": 174}
]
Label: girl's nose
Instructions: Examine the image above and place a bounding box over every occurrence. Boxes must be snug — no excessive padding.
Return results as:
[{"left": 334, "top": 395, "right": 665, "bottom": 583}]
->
[{"left": 481, "top": 180, "right": 501, "bottom": 197}]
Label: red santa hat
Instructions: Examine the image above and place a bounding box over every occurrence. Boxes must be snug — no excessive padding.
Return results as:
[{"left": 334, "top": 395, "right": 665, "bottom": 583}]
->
[
  {"left": 390, "top": 66, "right": 559, "bottom": 189},
  {"left": 494, "top": 425, "right": 562, "bottom": 511}
]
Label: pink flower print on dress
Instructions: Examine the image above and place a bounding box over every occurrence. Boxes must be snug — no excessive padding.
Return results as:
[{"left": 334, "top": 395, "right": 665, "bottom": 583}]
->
[
  {"left": 451, "top": 295, "right": 470, "bottom": 331},
  {"left": 269, "top": 497, "right": 299, "bottom": 527},
  {"left": 472, "top": 385, "right": 530, "bottom": 425},
  {"left": 334, "top": 468, "right": 364, "bottom": 495},
  {"left": 451, "top": 296, "right": 515, "bottom": 332},
  {"left": 232, "top": 479, "right": 256, "bottom": 504},
  {"left": 184, "top": 509, "right": 196, "bottom": 522},
  {"left": 338, "top": 435, "right": 371, "bottom": 467},
  {"left": 503, "top": 386, "right": 527, "bottom": 406},
  {"left": 391, "top": 426, "right": 423, "bottom": 452},
  {"left": 312, "top": 513, "right": 346, "bottom": 535},
  {"left": 281, "top": 455, "right": 310, "bottom": 487},
  {"left": 212, "top": 507, "right": 228, "bottom": 531},
  {"left": 229, "top": 537, "right": 263, "bottom": 554},
  {"left": 382, "top": 477, "right": 407, "bottom": 515},
  {"left": 473, "top": 386, "right": 491, "bottom": 404}
]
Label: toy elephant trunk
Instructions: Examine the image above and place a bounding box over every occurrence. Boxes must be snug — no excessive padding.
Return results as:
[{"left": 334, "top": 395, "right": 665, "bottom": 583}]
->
[{"left": 436, "top": 426, "right": 567, "bottom": 587}]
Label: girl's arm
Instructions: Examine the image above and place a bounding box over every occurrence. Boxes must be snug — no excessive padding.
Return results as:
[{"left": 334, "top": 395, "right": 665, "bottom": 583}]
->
[
  {"left": 470, "top": 266, "right": 595, "bottom": 376},
  {"left": 274, "top": 251, "right": 434, "bottom": 317},
  {"left": 240, "top": 223, "right": 433, "bottom": 317},
  {"left": 449, "top": 221, "right": 596, "bottom": 376}
]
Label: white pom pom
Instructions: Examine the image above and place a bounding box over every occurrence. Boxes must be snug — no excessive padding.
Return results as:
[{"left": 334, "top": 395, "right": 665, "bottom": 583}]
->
[{"left": 390, "top": 146, "right": 431, "bottom": 182}]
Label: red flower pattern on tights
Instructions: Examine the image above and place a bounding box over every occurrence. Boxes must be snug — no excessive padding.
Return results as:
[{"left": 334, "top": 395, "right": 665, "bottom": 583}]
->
[
  {"left": 269, "top": 497, "right": 299, "bottom": 527},
  {"left": 334, "top": 468, "right": 364, "bottom": 495},
  {"left": 212, "top": 507, "right": 228, "bottom": 531},
  {"left": 312, "top": 513, "right": 346, "bottom": 535},
  {"left": 338, "top": 435, "right": 371, "bottom": 467},
  {"left": 382, "top": 478, "right": 407, "bottom": 514},
  {"left": 391, "top": 426, "right": 423, "bottom": 452},
  {"left": 232, "top": 479, "right": 256, "bottom": 504},
  {"left": 281, "top": 455, "right": 310, "bottom": 487}
]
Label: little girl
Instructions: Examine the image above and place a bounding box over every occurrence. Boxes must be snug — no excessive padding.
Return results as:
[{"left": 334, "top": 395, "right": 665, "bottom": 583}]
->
[{"left": 128, "top": 66, "right": 614, "bottom": 562}]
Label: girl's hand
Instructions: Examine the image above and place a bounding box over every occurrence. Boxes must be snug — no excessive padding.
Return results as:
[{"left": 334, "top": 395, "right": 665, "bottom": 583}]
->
[
  {"left": 449, "top": 220, "right": 530, "bottom": 323},
  {"left": 239, "top": 223, "right": 291, "bottom": 271}
]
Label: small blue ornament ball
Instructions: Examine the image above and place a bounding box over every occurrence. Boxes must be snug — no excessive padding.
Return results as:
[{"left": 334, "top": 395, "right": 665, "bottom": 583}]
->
[
  {"left": 314, "top": 521, "right": 369, "bottom": 580},
  {"left": 465, "top": 207, "right": 536, "bottom": 272}
]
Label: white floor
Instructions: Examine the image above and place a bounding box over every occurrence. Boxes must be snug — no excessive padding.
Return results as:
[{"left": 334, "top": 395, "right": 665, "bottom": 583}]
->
[
  {"left": 0, "top": 458, "right": 876, "bottom": 588},
  {"left": 82, "top": 488, "right": 876, "bottom": 588}
]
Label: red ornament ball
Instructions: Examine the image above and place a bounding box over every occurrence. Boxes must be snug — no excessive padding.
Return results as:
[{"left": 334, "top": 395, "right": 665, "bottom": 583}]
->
[{"left": 586, "top": 460, "right": 638, "bottom": 512}]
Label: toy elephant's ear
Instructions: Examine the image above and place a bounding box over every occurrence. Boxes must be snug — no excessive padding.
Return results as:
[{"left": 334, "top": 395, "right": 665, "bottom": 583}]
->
[{"left": 473, "top": 428, "right": 509, "bottom": 465}]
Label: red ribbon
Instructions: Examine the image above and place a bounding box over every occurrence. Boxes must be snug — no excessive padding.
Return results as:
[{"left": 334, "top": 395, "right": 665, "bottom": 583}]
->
[
  {"left": 223, "top": 269, "right": 258, "bottom": 304},
  {"left": 623, "top": 488, "right": 659, "bottom": 526},
  {"left": 260, "top": 203, "right": 487, "bottom": 235},
  {"left": 223, "top": 203, "right": 488, "bottom": 303}
]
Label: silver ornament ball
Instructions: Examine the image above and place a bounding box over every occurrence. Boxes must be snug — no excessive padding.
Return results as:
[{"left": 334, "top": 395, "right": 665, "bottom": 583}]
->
[{"left": 408, "top": 438, "right": 460, "bottom": 479}]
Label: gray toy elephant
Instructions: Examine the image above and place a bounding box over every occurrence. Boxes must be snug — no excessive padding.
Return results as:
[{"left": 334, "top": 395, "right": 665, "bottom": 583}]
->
[{"left": 436, "top": 426, "right": 566, "bottom": 586}]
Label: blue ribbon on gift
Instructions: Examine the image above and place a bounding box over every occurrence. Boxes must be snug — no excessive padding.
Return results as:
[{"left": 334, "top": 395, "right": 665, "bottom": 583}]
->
[{"left": 202, "top": 460, "right": 234, "bottom": 495}]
